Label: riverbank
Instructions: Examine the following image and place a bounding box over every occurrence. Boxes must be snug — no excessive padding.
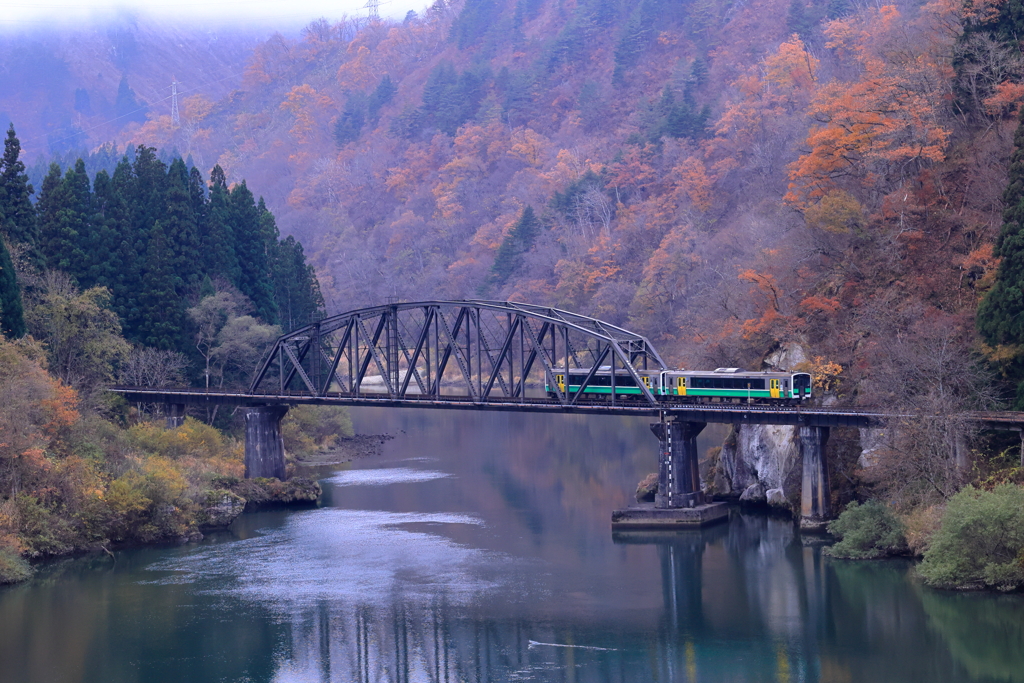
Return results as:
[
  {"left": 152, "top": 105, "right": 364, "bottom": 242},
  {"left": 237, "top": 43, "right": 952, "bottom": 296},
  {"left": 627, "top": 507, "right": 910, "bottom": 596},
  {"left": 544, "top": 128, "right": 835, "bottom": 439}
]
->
[{"left": 0, "top": 429, "right": 388, "bottom": 587}]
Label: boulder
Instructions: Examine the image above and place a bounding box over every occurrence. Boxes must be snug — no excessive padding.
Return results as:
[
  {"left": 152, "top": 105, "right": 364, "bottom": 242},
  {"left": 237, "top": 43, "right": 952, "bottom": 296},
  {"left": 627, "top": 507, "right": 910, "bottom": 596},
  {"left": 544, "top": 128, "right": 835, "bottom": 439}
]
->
[
  {"left": 766, "top": 488, "right": 789, "bottom": 509},
  {"left": 196, "top": 489, "right": 247, "bottom": 528},
  {"left": 635, "top": 473, "right": 658, "bottom": 502},
  {"left": 740, "top": 482, "right": 766, "bottom": 503}
]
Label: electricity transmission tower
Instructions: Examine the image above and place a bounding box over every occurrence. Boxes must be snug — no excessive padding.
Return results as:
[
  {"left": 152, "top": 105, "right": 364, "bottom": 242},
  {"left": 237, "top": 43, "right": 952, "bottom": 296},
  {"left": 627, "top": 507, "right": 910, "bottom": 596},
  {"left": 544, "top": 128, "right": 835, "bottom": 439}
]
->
[{"left": 171, "top": 78, "right": 180, "bottom": 126}]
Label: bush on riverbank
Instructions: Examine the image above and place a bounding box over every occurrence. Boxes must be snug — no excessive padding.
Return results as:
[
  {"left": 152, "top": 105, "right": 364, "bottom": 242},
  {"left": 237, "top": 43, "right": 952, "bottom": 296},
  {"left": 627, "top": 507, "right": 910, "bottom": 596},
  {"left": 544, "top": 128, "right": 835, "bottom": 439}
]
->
[
  {"left": 827, "top": 500, "right": 907, "bottom": 559},
  {"left": 282, "top": 405, "right": 354, "bottom": 457},
  {"left": 0, "top": 546, "right": 31, "bottom": 584},
  {"left": 918, "top": 484, "right": 1024, "bottom": 590}
]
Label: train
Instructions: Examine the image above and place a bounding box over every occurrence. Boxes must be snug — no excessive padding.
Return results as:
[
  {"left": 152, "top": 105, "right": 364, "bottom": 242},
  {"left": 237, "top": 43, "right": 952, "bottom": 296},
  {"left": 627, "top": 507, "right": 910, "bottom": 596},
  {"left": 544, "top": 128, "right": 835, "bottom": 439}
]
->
[{"left": 545, "top": 366, "right": 813, "bottom": 403}]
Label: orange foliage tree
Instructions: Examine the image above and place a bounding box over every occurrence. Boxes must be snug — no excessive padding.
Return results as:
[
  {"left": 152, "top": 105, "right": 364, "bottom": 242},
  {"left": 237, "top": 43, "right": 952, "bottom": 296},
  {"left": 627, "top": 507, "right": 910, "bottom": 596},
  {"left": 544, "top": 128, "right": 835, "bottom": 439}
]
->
[{"left": 786, "top": 6, "right": 952, "bottom": 206}]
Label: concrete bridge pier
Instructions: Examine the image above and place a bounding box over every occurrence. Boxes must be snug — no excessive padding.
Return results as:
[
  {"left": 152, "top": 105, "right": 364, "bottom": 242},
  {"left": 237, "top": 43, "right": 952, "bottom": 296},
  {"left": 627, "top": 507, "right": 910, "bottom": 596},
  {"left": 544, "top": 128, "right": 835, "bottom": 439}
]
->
[
  {"left": 653, "top": 418, "right": 706, "bottom": 509},
  {"left": 165, "top": 403, "right": 186, "bottom": 429},
  {"left": 244, "top": 406, "right": 289, "bottom": 480},
  {"left": 799, "top": 426, "right": 831, "bottom": 531},
  {"left": 613, "top": 415, "right": 728, "bottom": 528}
]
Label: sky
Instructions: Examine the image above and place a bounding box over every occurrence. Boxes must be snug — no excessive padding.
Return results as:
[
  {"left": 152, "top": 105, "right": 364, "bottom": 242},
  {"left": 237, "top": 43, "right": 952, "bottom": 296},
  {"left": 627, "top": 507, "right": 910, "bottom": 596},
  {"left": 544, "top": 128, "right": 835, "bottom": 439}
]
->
[{"left": 0, "top": 0, "right": 426, "bottom": 29}]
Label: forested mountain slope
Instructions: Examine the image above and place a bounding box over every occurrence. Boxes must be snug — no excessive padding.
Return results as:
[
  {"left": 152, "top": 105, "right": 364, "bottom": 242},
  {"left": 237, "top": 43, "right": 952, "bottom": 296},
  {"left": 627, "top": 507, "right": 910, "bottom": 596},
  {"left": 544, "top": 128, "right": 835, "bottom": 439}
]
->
[
  {"left": 10, "top": 0, "right": 1023, "bottom": 409},
  {"left": 0, "top": 18, "right": 264, "bottom": 158}
]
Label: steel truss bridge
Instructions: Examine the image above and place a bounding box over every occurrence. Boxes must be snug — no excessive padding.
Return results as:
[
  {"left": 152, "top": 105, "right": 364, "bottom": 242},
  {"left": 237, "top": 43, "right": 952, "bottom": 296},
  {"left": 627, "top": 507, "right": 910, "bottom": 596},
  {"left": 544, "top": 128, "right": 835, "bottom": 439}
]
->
[
  {"left": 113, "top": 299, "right": 1024, "bottom": 431},
  {"left": 111, "top": 300, "right": 1024, "bottom": 525}
]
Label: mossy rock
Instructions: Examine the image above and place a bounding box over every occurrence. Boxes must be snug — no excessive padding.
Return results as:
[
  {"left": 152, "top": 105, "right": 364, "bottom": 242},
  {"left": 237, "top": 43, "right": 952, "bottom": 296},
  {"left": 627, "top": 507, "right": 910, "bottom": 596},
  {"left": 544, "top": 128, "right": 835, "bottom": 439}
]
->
[
  {"left": 229, "top": 477, "right": 322, "bottom": 509},
  {"left": 195, "top": 489, "right": 247, "bottom": 528}
]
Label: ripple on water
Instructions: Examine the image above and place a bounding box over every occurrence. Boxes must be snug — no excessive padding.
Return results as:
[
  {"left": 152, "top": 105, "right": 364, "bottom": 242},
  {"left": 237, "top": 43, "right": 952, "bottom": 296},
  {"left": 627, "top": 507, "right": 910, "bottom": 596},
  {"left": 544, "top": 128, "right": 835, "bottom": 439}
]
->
[
  {"left": 143, "top": 508, "right": 509, "bottom": 610},
  {"left": 327, "top": 467, "right": 451, "bottom": 486}
]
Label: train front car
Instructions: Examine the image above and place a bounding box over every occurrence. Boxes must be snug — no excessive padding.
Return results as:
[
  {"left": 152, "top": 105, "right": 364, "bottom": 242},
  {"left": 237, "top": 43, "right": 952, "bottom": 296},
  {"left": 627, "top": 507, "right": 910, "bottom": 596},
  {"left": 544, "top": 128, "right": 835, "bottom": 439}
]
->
[{"left": 791, "top": 372, "right": 812, "bottom": 400}]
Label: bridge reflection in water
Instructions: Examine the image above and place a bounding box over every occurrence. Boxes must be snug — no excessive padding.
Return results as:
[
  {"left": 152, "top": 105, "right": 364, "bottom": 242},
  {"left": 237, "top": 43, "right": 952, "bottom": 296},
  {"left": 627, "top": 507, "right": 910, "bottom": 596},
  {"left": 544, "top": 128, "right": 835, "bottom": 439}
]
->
[{"left": 217, "top": 514, "right": 1013, "bottom": 683}]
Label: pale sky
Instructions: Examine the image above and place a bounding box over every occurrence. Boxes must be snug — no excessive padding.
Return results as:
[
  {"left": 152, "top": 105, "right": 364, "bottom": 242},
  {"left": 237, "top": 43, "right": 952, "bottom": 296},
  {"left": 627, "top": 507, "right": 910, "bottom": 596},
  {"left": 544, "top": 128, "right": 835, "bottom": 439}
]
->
[{"left": 0, "top": 0, "right": 426, "bottom": 29}]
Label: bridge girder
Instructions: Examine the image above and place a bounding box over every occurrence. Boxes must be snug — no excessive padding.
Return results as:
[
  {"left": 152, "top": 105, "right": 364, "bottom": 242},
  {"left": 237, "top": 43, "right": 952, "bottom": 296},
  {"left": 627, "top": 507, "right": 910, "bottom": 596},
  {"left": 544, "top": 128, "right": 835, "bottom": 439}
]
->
[{"left": 249, "top": 300, "right": 667, "bottom": 406}]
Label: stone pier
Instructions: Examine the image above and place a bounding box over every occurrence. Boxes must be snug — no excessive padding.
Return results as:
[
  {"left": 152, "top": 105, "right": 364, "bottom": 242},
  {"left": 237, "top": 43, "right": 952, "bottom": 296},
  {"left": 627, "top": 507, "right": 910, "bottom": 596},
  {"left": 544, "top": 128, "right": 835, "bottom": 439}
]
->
[
  {"left": 165, "top": 403, "right": 186, "bottom": 429},
  {"left": 612, "top": 415, "right": 729, "bottom": 528},
  {"left": 799, "top": 426, "right": 831, "bottom": 531},
  {"left": 244, "top": 406, "right": 289, "bottom": 480}
]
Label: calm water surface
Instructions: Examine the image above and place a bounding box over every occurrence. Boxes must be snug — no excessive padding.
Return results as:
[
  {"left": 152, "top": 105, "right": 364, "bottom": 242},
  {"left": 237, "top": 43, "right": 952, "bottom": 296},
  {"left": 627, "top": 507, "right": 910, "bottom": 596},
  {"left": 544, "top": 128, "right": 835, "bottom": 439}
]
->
[{"left": 1, "top": 409, "right": 1023, "bottom": 683}]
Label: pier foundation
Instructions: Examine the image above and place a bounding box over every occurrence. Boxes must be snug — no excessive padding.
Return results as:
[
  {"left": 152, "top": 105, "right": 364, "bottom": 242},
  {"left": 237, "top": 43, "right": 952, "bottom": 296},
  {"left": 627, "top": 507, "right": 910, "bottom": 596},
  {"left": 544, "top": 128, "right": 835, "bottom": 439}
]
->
[
  {"left": 244, "top": 406, "right": 289, "bottom": 480},
  {"left": 613, "top": 415, "right": 728, "bottom": 528}
]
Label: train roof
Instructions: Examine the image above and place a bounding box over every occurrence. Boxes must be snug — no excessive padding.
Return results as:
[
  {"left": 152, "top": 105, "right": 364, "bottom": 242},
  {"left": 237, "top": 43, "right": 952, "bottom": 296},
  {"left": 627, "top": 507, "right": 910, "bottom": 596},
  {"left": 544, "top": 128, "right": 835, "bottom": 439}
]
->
[{"left": 553, "top": 367, "right": 810, "bottom": 377}]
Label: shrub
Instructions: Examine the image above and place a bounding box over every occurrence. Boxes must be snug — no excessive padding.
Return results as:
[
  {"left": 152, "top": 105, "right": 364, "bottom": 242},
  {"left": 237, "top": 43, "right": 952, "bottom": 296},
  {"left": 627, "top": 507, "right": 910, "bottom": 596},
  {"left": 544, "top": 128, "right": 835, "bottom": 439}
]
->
[
  {"left": 918, "top": 484, "right": 1024, "bottom": 590},
  {"left": 0, "top": 546, "right": 31, "bottom": 584},
  {"left": 282, "top": 405, "right": 353, "bottom": 457},
  {"left": 826, "top": 500, "right": 907, "bottom": 559}
]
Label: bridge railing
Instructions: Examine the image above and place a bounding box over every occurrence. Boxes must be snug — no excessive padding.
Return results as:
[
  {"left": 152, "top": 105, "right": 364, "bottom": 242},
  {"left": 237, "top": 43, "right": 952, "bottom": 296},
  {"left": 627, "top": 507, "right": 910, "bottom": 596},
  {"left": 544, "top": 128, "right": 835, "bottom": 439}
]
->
[{"left": 249, "top": 300, "right": 666, "bottom": 406}]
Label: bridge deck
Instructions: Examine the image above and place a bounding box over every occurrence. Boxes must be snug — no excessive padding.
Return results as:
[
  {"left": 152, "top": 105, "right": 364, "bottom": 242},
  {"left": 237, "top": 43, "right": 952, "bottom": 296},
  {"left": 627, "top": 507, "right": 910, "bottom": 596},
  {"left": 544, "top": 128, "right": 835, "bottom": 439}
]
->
[{"left": 111, "top": 387, "right": 934, "bottom": 428}]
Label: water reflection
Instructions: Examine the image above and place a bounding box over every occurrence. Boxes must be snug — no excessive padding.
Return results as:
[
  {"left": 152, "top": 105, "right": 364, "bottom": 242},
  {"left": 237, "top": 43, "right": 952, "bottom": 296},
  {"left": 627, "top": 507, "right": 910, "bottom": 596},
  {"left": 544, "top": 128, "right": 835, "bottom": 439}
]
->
[{"left": 3, "top": 409, "right": 1024, "bottom": 683}]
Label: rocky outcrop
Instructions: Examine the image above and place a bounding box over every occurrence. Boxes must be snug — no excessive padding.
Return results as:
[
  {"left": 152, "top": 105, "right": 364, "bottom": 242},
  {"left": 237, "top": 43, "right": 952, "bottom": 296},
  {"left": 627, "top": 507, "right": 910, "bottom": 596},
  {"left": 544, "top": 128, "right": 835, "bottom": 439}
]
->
[
  {"left": 229, "top": 476, "right": 322, "bottom": 509},
  {"left": 635, "top": 473, "right": 658, "bottom": 502},
  {"left": 714, "top": 424, "right": 801, "bottom": 506},
  {"left": 196, "top": 489, "right": 247, "bottom": 528}
]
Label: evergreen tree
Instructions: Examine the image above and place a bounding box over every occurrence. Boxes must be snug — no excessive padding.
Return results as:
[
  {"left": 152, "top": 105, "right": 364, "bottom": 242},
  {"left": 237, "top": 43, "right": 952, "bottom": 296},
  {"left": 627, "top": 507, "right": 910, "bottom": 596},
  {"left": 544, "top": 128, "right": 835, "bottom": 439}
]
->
[
  {"left": 108, "top": 157, "right": 145, "bottom": 338},
  {"left": 273, "top": 235, "right": 324, "bottom": 331},
  {"left": 367, "top": 75, "right": 397, "bottom": 121},
  {"left": 978, "top": 108, "right": 1024, "bottom": 407},
  {"left": 130, "top": 145, "right": 167, "bottom": 244},
  {"left": 138, "top": 219, "right": 189, "bottom": 350},
  {"left": 334, "top": 93, "right": 367, "bottom": 146},
  {"left": 488, "top": 205, "right": 540, "bottom": 287},
  {"left": 230, "top": 183, "right": 278, "bottom": 324},
  {"left": 0, "top": 125, "right": 39, "bottom": 253},
  {"left": 84, "top": 170, "right": 119, "bottom": 289},
  {"left": 203, "top": 165, "right": 240, "bottom": 282},
  {"left": 115, "top": 76, "right": 149, "bottom": 125},
  {"left": 164, "top": 158, "right": 202, "bottom": 293},
  {"left": 62, "top": 159, "right": 93, "bottom": 283},
  {"left": 0, "top": 234, "right": 24, "bottom": 338}
]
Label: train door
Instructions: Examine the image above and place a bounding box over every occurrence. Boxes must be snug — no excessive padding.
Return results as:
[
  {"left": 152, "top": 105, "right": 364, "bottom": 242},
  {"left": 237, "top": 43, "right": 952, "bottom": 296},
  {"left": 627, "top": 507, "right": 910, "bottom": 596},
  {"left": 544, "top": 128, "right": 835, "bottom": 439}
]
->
[
  {"left": 769, "top": 378, "right": 781, "bottom": 399},
  {"left": 555, "top": 374, "right": 565, "bottom": 393},
  {"left": 642, "top": 376, "right": 652, "bottom": 392},
  {"left": 677, "top": 377, "right": 686, "bottom": 396}
]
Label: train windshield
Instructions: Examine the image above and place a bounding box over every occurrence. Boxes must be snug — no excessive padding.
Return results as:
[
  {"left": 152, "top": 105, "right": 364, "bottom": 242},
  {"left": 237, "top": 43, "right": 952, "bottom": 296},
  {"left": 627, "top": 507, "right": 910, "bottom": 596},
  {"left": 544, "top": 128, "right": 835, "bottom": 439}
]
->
[{"left": 792, "top": 373, "right": 811, "bottom": 393}]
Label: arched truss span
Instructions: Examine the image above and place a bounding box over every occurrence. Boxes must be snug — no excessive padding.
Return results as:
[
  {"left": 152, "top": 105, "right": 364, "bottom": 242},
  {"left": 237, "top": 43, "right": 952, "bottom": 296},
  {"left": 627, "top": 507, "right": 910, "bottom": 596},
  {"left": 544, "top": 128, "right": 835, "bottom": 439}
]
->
[{"left": 249, "top": 300, "right": 667, "bottom": 406}]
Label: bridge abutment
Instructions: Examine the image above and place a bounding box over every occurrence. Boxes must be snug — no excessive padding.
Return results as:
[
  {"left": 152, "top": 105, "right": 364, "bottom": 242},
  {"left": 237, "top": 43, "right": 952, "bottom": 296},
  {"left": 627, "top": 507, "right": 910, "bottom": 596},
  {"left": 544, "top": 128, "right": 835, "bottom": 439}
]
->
[
  {"left": 799, "top": 426, "right": 831, "bottom": 531},
  {"left": 244, "top": 406, "right": 289, "bottom": 480}
]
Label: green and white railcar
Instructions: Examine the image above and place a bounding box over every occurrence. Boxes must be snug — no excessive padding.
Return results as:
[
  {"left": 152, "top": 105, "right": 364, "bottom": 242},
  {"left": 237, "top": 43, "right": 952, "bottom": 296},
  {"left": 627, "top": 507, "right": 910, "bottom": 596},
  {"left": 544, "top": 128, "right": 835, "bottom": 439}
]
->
[{"left": 545, "top": 367, "right": 812, "bottom": 403}]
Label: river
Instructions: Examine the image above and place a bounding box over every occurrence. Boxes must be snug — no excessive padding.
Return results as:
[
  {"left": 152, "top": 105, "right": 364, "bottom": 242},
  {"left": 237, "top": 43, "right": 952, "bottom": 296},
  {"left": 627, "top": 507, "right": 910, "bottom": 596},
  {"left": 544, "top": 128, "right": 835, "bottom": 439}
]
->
[{"left": 0, "top": 408, "right": 1022, "bottom": 682}]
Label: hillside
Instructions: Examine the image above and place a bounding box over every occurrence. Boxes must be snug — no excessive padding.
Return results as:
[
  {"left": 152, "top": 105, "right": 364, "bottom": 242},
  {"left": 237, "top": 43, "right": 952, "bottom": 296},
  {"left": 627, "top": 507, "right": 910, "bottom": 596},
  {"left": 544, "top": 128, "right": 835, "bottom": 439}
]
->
[{"left": 7, "top": 0, "right": 1024, "bottom": 485}]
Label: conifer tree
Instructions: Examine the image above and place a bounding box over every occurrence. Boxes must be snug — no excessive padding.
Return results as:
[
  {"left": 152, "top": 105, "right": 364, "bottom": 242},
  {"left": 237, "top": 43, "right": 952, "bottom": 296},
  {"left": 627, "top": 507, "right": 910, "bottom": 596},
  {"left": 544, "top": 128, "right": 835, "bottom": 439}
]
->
[
  {"left": 489, "top": 205, "right": 540, "bottom": 287},
  {"left": 36, "top": 163, "right": 72, "bottom": 272},
  {"left": 108, "top": 157, "right": 144, "bottom": 338},
  {"left": 0, "top": 235, "right": 25, "bottom": 338},
  {"left": 164, "top": 158, "right": 202, "bottom": 293},
  {"left": 273, "top": 235, "right": 324, "bottom": 330},
  {"left": 203, "top": 165, "right": 239, "bottom": 282},
  {"left": 139, "top": 219, "right": 190, "bottom": 350},
  {"left": 978, "top": 108, "right": 1024, "bottom": 406},
  {"left": 131, "top": 145, "right": 166, "bottom": 242},
  {"left": 44, "top": 161, "right": 92, "bottom": 283},
  {"left": 230, "top": 183, "right": 278, "bottom": 324},
  {"left": 0, "top": 125, "right": 39, "bottom": 252},
  {"left": 84, "top": 170, "right": 117, "bottom": 289}
]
